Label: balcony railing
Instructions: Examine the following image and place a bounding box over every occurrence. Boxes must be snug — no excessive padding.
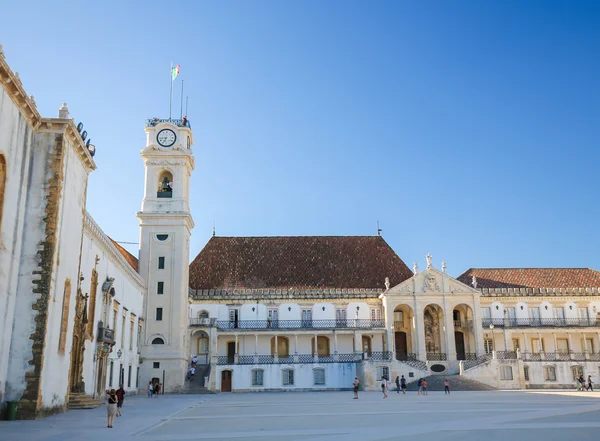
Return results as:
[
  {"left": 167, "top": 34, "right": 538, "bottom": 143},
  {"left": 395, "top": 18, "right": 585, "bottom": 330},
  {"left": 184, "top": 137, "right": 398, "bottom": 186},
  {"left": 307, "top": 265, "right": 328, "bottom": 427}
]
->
[
  {"left": 97, "top": 324, "right": 115, "bottom": 345},
  {"left": 495, "top": 350, "right": 518, "bottom": 360},
  {"left": 145, "top": 117, "right": 191, "bottom": 128},
  {"left": 426, "top": 352, "right": 447, "bottom": 361},
  {"left": 216, "top": 353, "right": 362, "bottom": 365},
  {"left": 521, "top": 351, "right": 597, "bottom": 362},
  {"left": 215, "top": 319, "right": 385, "bottom": 330},
  {"left": 189, "top": 318, "right": 218, "bottom": 327},
  {"left": 454, "top": 320, "right": 473, "bottom": 329},
  {"left": 457, "top": 352, "right": 477, "bottom": 361},
  {"left": 395, "top": 352, "right": 418, "bottom": 362},
  {"left": 482, "top": 318, "right": 598, "bottom": 328}
]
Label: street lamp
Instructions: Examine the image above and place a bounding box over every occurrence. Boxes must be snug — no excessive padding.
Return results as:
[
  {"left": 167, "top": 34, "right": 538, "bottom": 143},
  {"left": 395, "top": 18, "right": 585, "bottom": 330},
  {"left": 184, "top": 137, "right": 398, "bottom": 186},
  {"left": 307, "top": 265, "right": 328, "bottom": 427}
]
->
[{"left": 489, "top": 323, "right": 494, "bottom": 352}]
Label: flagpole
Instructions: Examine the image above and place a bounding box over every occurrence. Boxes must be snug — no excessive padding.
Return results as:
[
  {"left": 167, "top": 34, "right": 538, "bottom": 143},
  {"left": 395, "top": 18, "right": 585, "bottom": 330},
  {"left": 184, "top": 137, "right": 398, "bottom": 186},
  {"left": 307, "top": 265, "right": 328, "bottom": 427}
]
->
[
  {"left": 186, "top": 96, "right": 188, "bottom": 117},
  {"left": 180, "top": 80, "right": 184, "bottom": 120},
  {"left": 169, "top": 62, "right": 173, "bottom": 120}
]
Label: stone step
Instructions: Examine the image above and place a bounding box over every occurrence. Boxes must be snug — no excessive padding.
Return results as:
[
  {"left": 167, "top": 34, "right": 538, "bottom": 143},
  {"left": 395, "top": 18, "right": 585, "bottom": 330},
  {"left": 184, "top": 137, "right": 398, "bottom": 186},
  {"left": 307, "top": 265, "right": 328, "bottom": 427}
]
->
[
  {"left": 402, "top": 375, "right": 496, "bottom": 392},
  {"left": 68, "top": 393, "right": 104, "bottom": 409}
]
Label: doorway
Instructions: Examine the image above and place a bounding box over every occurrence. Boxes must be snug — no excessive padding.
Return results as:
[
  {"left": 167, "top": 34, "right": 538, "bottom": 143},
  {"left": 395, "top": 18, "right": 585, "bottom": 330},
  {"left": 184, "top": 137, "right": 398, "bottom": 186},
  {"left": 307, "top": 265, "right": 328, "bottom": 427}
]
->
[
  {"left": 362, "top": 336, "right": 372, "bottom": 356},
  {"left": 227, "top": 341, "right": 236, "bottom": 364},
  {"left": 395, "top": 332, "right": 408, "bottom": 360},
  {"left": 455, "top": 332, "right": 465, "bottom": 360},
  {"left": 221, "top": 370, "right": 232, "bottom": 392}
]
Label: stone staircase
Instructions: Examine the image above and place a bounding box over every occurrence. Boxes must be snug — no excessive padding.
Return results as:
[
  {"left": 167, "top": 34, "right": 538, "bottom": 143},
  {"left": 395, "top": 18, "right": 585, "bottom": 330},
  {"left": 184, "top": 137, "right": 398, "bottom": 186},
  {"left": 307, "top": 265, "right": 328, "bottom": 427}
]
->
[
  {"left": 182, "top": 364, "right": 214, "bottom": 394},
  {"left": 404, "top": 375, "right": 496, "bottom": 391},
  {"left": 68, "top": 393, "right": 104, "bottom": 409}
]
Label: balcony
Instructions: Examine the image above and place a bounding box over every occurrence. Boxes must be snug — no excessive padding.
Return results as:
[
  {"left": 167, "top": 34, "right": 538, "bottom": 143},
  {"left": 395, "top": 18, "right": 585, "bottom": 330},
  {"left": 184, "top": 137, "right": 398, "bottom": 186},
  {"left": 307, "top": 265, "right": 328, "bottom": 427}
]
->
[
  {"left": 216, "top": 353, "right": 362, "bottom": 365},
  {"left": 145, "top": 117, "right": 191, "bottom": 128},
  {"left": 454, "top": 320, "right": 473, "bottom": 329},
  {"left": 482, "top": 318, "right": 598, "bottom": 328},
  {"left": 97, "top": 324, "right": 115, "bottom": 345},
  {"left": 189, "top": 318, "right": 218, "bottom": 327},
  {"left": 213, "top": 319, "right": 385, "bottom": 331}
]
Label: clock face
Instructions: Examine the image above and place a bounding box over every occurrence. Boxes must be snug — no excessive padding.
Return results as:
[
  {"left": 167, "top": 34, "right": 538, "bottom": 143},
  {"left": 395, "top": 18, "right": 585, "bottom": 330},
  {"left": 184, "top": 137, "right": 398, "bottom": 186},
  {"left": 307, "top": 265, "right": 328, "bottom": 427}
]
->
[{"left": 157, "top": 129, "right": 176, "bottom": 147}]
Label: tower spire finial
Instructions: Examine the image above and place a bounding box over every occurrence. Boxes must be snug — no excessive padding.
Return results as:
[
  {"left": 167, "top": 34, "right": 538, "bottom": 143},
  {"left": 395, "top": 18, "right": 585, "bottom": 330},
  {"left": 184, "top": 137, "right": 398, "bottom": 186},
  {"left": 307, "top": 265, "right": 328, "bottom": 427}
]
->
[
  {"left": 213, "top": 221, "right": 216, "bottom": 237},
  {"left": 377, "top": 220, "right": 382, "bottom": 237}
]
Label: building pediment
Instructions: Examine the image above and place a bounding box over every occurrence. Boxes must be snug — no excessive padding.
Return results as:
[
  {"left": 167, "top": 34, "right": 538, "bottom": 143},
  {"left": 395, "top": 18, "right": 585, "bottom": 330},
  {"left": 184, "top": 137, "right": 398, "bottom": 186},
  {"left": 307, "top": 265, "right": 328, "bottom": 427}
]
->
[{"left": 385, "top": 268, "right": 478, "bottom": 296}]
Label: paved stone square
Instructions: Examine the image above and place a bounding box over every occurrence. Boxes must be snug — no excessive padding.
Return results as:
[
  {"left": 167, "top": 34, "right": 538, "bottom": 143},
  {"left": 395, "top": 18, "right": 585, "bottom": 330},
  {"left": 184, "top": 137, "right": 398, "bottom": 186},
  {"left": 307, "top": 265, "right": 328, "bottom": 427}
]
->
[{"left": 2, "top": 390, "right": 600, "bottom": 441}]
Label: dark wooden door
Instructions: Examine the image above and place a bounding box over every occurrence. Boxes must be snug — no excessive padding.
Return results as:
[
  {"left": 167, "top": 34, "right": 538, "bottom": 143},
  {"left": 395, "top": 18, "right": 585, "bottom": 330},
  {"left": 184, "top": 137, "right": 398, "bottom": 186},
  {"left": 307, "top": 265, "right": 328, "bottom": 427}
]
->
[
  {"left": 455, "top": 331, "right": 465, "bottom": 360},
  {"left": 395, "top": 332, "right": 408, "bottom": 360},
  {"left": 227, "top": 342, "right": 236, "bottom": 364},
  {"left": 221, "top": 370, "right": 232, "bottom": 392}
]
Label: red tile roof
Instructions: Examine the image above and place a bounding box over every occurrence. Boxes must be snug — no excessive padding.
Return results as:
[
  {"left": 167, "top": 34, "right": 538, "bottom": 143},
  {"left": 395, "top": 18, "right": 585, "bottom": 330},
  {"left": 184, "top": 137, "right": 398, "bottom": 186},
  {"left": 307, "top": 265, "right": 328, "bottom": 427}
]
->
[
  {"left": 189, "top": 236, "right": 413, "bottom": 290},
  {"left": 109, "top": 238, "right": 139, "bottom": 273},
  {"left": 457, "top": 268, "right": 600, "bottom": 289}
]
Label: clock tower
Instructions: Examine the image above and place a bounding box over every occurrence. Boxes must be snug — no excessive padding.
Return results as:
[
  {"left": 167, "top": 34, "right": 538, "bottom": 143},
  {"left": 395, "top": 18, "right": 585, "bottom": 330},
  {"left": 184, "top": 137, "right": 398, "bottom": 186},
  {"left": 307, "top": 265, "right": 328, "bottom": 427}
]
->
[{"left": 137, "top": 118, "right": 194, "bottom": 392}]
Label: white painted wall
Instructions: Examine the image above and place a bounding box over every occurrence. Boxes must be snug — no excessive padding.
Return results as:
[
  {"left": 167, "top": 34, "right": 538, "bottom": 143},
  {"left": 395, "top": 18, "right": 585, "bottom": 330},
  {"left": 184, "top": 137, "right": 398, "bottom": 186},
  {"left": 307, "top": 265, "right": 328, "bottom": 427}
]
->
[
  {"left": 0, "top": 86, "right": 34, "bottom": 404},
  {"left": 216, "top": 362, "right": 357, "bottom": 391}
]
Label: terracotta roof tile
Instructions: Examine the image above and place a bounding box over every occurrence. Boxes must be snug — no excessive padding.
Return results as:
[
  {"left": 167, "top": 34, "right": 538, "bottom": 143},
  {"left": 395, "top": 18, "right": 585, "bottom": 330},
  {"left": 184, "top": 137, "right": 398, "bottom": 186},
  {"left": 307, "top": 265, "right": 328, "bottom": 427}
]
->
[
  {"left": 189, "top": 236, "right": 413, "bottom": 290},
  {"left": 457, "top": 268, "right": 600, "bottom": 289},
  {"left": 109, "top": 238, "right": 139, "bottom": 273}
]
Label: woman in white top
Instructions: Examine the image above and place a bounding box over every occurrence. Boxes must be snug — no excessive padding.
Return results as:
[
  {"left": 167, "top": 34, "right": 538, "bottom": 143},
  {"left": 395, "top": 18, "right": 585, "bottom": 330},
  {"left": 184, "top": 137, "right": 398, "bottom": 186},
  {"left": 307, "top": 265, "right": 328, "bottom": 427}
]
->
[{"left": 381, "top": 376, "right": 388, "bottom": 398}]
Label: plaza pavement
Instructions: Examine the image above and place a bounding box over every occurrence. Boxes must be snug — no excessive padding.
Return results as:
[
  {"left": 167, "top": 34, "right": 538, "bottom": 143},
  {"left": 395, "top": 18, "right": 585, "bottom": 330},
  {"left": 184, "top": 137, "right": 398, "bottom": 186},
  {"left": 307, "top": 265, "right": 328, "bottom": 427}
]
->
[{"left": 1, "top": 390, "right": 600, "bottom": 441}]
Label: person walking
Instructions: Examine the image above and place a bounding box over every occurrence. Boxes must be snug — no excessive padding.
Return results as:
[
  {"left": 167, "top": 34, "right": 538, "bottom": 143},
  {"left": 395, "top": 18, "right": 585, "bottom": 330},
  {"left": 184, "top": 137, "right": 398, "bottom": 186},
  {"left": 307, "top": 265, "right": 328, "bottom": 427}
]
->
[
  {"left": 381, "top": 376, "right": 388, "bottom": 398},
  {"left": 154, "top": 383, "right": 161, "bottom": 397},
  {"left": 191, "top": 355, "right": 198, "bottom": 367},
  {"left": 587, "top": 375, "right": 594, "bottom": 392},
  {"left": 116, "top": 384, "right": 126, "bottom": 416},
  {"left": 353, "top": 377, "right": 360, "bottom": 399},
  {"left": 190, "top": 366, "right": 196, "bottom": 380},
  {"left": 422, "top": 379, "right": 428, "bottom": 395},
  {"left": 147, "top": 381, "right": 153, "bottom": 398},
  {"left": 400, "top": 375, "right": 407, "bottom": 394},
  {"left": 444, "top": 378, "right": 450, "bottom": 395},
  {"left": 417, "top": 378, "right": 423, "bottom": 395},
  {"left": 106, "top": 389, "right": 117, "bottom": 428},
  {"left": 395, "top": 376, "right": 400, "bottom": 394}
]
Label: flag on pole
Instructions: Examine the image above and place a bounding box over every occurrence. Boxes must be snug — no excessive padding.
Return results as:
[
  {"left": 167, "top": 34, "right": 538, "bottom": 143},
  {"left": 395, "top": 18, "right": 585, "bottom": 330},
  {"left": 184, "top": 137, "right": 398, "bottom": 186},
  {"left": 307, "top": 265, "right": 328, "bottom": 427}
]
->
[{"left": 171, "top": 64, "right": 180, "bottom": 81}]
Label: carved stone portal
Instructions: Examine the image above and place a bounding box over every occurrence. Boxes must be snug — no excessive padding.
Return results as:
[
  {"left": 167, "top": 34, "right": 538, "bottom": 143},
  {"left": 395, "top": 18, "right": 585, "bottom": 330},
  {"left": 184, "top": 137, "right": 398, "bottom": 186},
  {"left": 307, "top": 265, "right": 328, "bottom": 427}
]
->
[
  {"left": 424, "top": 306, "right": 441, "bottom": 352},
  {"left": 69, "top": 289, "right": 89, "bottom": 393}
]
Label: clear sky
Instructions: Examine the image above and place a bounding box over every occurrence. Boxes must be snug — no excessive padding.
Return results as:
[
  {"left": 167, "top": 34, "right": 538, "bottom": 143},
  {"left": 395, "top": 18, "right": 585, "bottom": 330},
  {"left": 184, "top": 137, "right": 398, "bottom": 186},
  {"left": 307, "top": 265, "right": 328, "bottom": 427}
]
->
[{"left": 2, "top": 0, "right": 599, "bottom": 276}]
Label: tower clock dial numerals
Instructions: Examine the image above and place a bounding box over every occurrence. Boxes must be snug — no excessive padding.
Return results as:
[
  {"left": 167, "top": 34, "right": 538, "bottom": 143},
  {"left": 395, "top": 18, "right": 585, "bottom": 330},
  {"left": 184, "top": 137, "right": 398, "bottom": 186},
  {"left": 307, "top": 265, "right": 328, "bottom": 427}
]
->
[{"left": 157, "top": 129, "right": 176, "bottom": 147}]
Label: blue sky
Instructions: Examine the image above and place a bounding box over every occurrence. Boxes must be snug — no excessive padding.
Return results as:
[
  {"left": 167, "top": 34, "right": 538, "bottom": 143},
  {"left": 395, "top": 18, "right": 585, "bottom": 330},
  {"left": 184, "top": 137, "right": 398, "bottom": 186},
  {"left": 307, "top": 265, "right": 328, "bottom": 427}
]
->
[{"left": 2, "top": 1, "right": 599, "bottom": 275}]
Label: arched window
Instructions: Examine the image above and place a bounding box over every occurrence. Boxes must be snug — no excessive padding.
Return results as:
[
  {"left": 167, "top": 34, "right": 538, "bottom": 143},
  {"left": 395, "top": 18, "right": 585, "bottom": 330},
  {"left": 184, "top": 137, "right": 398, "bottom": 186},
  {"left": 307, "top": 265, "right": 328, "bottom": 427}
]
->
[
  {"left": 311, "top": 336, "right": 330, "bottom": 357},
  {"left": 198, "top": 311, "right": 209, "bottom": 319},
  {"left": 271, "top": 336, "right": 289, "bottom": 357},
  {"left": 152, "top": 337, "right": 165, "bottom": 345},
  {"left": 0, "top": 155, "right": 6, "bottom": 233},
  {"left": 157, "top": 170, "right": 173, "bottom": 198}
]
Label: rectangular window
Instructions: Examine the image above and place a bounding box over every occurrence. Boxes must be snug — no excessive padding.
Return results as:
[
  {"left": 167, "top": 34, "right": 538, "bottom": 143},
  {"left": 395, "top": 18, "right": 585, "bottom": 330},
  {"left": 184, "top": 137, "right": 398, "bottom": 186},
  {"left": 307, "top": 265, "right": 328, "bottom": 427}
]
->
[
  {"left": 109, "top": 361, "right": 114, "bottom": 387},
  {"left": 545, "top": 366, "right": 556, "bottom": 381},
  {"left": 505, "top": 307, "right": 516, "bottom": 319},
  {"left": 482, "top": 307, "right": 491, "bottom": 319},
  {"left": 112, "top": 302, "right": 119, "bottom": 332},
  {"left": 393, "top": 311, "right": 404, "bottom": 328},
  {"left": 128, "top": 365, "right": 132, "bottom": 387},
  {"left": 523, "top": 366, "right": 529, "bottom": 381},
  {"left": 156, "top": 308, "right": 163, "bottom": 321},
  {"left": 119, "top": 363, "right": 124, "bottom": 385},
  {"left": 484, "top": 338, "right": 493, "bottom": 354},
  {"left": 130, "top": 317, "right": 135, "bottom": 350},
  {"left": 158, "top": 257, "right": 165, "bottom": 269},
  {"left": 553, "top": 307, "right": 565, "bottom": 320},
  {"left": 376, "top": 366, "right": 389, "bottom": 379},
  {"left": 500, "top": 366, "right": 513, "bottom": 380},
  {"left": 301, "top": 309, "right": 312, "bottom": 327},
  {"left": 267, "top": 309, "right": 278, "bottom": 328},
  {"left": 229, "top": 309, "right": 239, "bottom": 328},
  {"left": 282, "top": 369, "right": 294, "bottom": 386},
  {"left": 313, "top": 368, "right": 325, "bottom": 385},
  {"left": 578, "top": 307, "right": 589, "bottom": 322},
  {"left": 571, "top": 365, "right": 584, "bottom": 381},
  {"left": 252, "top": 369, "right": 264, "bottom": 386},
  {"left": 336, "top": 309, "right": 347, "bottom": 326},
  {"left": 136, "top": 367, "right": 139, "bottom": 388},
  {"left": 371, "top": 308, "right": 382, "bottom": 321},
  {"left": 121, "top": 313, "right": 126, "bottom": 347},
  {"left": 153, "top": 362, "right": 160, "bottom": 369},
  {"left": 58, "top": 279, "right": 72, "bottom": 354},
  {"left": 157, "top": 281, "right": 164, "bottom": 295},
  {"left": 583, "top": 338, "right": 594, "bottom": 354}
]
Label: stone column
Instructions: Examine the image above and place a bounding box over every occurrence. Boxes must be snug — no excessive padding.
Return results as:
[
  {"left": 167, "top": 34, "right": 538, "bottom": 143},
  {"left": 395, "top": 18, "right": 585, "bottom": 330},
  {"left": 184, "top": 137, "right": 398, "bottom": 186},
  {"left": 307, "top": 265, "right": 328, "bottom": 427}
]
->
[
  {"left": 443, "top": 296, "right": 457, "bottom": 362},
  {"left": 472, "top": 295, "right": 485, "bottom": 356},
  {"left": 333, "top": 332, "right": 338, "bottom": 354},
  {"left": 254, "top": 334, "right": 259, "bottom": 363},
  {"left": 293, "top": 335, "right": 299, "bottom": 362},
  {"left": 385, "top": 301, "right": 395, "bottom": 357},
  {"left": 234, "top": 334, "right": 239, "bottom": 364},
  {"left": 314, "top": 334, "right": 318, "bottom": 361},
  {"left": 415, "top": 300, "right": 427, "bottom": 361},
  {"left": 274, "top": 335, "right": 279, "bottom": 362}
]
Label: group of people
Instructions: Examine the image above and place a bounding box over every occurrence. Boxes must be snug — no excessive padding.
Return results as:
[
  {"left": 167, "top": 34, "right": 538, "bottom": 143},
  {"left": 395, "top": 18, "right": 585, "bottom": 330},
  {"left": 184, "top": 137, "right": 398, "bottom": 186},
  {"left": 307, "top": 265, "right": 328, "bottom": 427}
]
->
[
  {"left": 148, "top": 381, "right": 161, "bottom": 397},
  {"left": 576, "top": 375, "right": 593, "bottom": 391},
  {"left": 353, "top": 375, "right": 451, "bottom": 399},
  {"left": 106, "top": 385, "right": 126, "bottom": 428},
  {"left": 187, "top": 355, "right": 198, "bottom": 381}
]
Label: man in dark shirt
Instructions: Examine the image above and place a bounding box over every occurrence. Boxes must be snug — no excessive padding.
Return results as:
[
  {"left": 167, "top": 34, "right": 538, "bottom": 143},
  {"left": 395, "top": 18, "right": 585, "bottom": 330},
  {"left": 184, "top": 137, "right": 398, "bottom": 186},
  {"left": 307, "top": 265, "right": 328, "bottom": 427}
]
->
[{"left": 116, "top": 384, "right": 126, "bottom": 416}]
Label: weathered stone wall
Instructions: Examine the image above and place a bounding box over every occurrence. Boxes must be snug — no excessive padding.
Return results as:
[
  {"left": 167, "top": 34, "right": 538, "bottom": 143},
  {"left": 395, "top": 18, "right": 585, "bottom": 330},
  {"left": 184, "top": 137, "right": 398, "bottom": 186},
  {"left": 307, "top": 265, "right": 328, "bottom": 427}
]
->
[{"left": 0, "top": 86, "right": 34, "bottom": 407}]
